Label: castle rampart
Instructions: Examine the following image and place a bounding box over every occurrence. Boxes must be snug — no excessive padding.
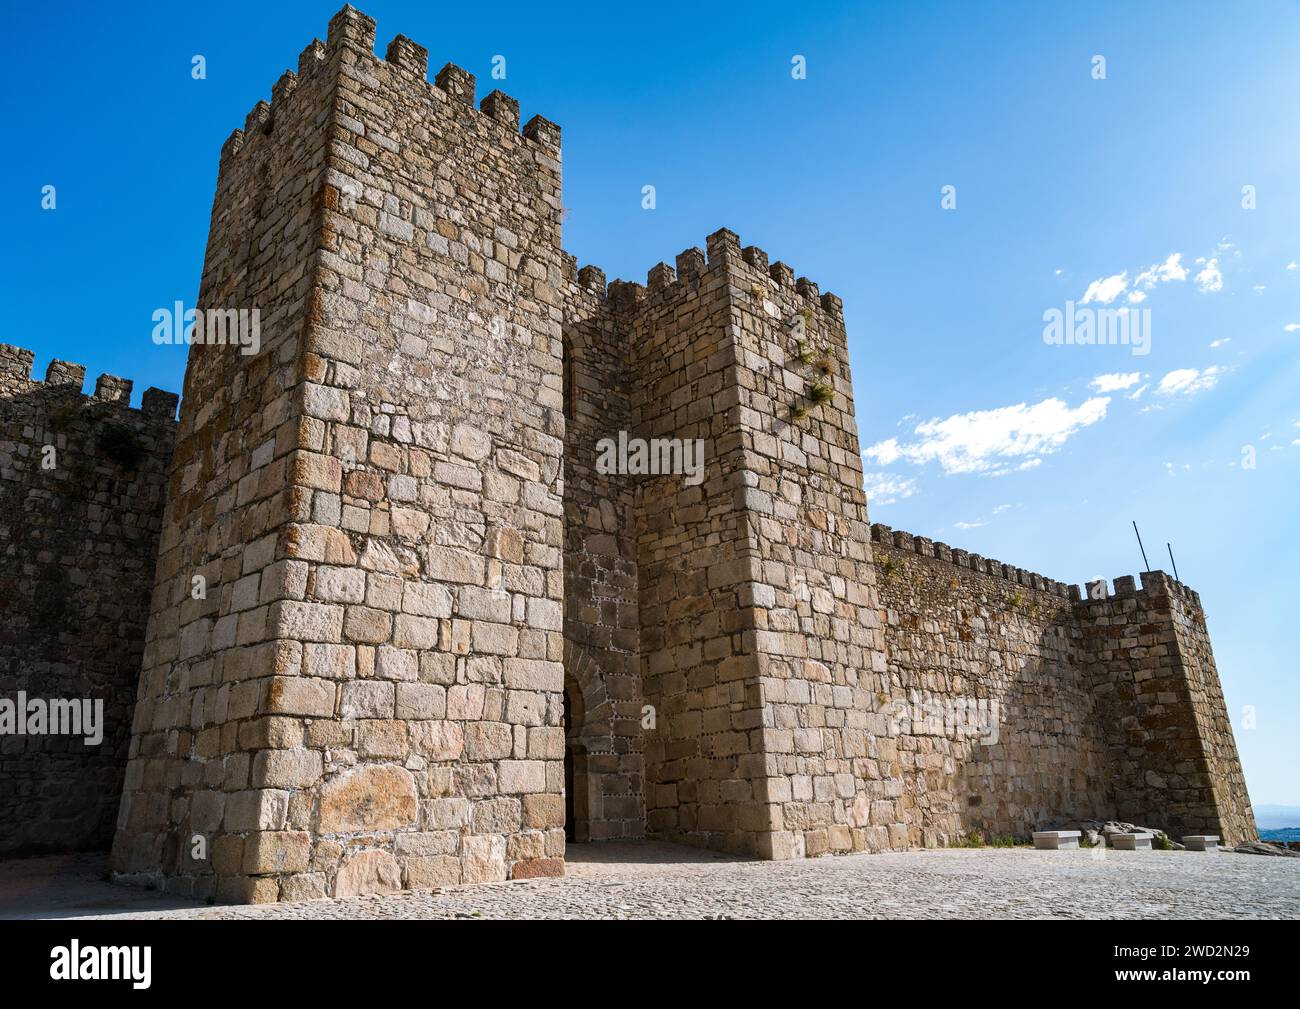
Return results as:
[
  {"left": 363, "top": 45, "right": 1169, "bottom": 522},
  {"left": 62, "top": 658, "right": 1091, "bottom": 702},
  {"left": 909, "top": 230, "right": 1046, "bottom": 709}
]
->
[
  {"left": 0, "top": 6, "right": 1254, "bottom": 899},
  {"left": 869, "top": 522, "right": 1256, "bottom": 845},
  {"left": 0, "top": 344, "right": 177, "bottom": 856}
]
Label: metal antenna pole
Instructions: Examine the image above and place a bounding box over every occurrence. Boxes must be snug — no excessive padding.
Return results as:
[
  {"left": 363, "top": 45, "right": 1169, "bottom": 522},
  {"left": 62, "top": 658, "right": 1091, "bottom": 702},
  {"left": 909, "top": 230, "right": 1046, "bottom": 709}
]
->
[
  {"left": 1167, "top": 543, "right": 1180, "bottom": 583},
  {"left": 1132, "top": 521, "right": 1150, "bottom": 572}
]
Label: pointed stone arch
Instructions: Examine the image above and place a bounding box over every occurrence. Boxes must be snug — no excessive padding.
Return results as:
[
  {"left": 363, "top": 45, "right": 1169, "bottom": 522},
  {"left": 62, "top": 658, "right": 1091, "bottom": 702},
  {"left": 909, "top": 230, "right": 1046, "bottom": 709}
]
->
[{"left": 563, "top": 639, "right": 615, "bottom": 842}]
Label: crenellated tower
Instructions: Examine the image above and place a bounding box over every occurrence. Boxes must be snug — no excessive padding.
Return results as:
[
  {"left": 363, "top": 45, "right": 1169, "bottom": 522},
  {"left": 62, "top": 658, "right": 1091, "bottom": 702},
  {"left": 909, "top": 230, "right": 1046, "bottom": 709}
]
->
[
  {"left": 112, "top": 5, "right": 567, "bottom": 901},
  {"left": 563, "top": 229, "right": 897, "bottom": 859}
]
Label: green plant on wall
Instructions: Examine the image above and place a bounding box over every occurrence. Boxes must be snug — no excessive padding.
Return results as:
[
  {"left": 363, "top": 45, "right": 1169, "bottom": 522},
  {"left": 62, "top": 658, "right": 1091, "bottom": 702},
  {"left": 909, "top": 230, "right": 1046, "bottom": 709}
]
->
[
  {"left": 788, "top": 308, "right": 838, "bottom": 422},
  {"left": 808, "top": 381, "right": 834, "bottom": 406}
]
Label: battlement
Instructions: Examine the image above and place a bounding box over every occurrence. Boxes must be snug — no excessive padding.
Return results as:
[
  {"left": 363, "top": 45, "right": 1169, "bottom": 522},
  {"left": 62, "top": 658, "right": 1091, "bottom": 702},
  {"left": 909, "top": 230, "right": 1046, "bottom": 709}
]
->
[
  {"left": 565, "top": 227, "right": 844, "bottom": 319},
  {"left": 871, "top": 522, "right": 1077, "bottom": 601},
  {"left": 0, "top": 342, "right": 179, "bottom": 421},
  {"left": 870, "top": 522, "right": 1206, "bottom": 610},
  {"left": 1079, "top": 569, "right": 1203, "bottom": 609},
  {"left": 220, "top": 5, "right": 559, "bottom": 165}
]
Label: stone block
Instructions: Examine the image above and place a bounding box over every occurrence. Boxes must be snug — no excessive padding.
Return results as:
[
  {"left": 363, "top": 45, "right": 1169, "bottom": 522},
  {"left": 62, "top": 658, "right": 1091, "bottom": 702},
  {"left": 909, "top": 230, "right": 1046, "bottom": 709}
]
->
[{"left": 1032, "top": 830, "right": 1081, "bottom": 850}]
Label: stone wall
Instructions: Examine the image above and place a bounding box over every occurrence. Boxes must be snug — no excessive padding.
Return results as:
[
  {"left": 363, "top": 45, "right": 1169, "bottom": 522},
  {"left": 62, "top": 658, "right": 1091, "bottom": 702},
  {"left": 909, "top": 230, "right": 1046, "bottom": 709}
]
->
[
  {"left": 112, "top": 5, "right": 567, "bottom": 901},
  {"left": 560, "top": 260, "right": 645, "bottom": 842},
  {"left": 614, "top": 238, "right": 771, "bottom": 856},
  {"left": 870, "top": 525, "right": 1256, "bottom": 847},
  {"left": 561, "top": 229, "right": 902, "bottom": 860},
  {"left": 1078, "top": 571, "right": 1256, "bottom": 845},
  {"left": 711, "top": 233, "right": 897, "bottom": 860},
  {"left": 869, "top": 525, "right": 1111, "bottom": 845},
  {"left": 0, "top": 343, "right": 177, "bottom": 856}
]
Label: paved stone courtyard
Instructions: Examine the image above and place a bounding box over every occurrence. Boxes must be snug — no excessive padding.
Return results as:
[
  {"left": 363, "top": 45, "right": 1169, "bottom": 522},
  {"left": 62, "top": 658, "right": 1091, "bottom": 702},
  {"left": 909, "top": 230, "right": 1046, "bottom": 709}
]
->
[{"left": 3, "top": 842, "right": 1297, "bottom": 919}]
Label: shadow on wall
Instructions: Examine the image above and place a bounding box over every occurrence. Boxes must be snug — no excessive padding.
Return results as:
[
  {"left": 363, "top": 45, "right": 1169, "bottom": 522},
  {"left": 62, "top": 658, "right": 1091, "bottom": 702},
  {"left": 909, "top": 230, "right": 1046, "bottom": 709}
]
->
[
  {"left": 875, "top": 542, "right": 1111, "bottom": 846},
  {"left": 0, "top": 347, "right": 177, "bottom": 857},
  {"left": 871, "top": 527, "right": 1256, "bottom": 848}
]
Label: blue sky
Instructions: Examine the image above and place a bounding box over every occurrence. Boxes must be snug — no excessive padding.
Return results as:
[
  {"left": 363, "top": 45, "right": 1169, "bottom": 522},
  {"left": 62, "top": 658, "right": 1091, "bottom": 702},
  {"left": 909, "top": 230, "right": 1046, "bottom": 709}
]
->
[{"left": 2, "top": 1, "right": 1296, "bottom": 805}]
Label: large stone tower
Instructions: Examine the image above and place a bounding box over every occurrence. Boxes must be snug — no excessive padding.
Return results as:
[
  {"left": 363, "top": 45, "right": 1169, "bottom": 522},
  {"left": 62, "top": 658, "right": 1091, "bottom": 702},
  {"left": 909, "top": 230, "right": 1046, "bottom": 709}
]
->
[
  {"left": 562, "top": 236, "right": 895, "bottom": 859},
  {"left": 112, "top": 5, "right": 568, "bottom": 901}
]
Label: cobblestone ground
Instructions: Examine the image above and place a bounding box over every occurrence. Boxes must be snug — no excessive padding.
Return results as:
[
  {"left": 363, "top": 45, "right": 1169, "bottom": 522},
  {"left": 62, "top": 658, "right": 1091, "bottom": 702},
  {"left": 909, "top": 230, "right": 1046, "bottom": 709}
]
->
[{"left": 4, "top": 842, "right": 1297, "bottom": 920}]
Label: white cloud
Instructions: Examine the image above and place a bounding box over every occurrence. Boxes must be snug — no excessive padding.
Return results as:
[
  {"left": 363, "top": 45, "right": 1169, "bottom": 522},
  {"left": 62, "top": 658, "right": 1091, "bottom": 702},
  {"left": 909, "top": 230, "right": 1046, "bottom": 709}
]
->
[
  {"left": 1129, "top": 382, "right": 1149, "bottom": 400},
  {"left": 1156, "top": 366, "right": 1223, "bottom": 397},
  {"left": 862, "top": 471, "right": 917, "bottom": 506},
  {"left": 864, "top": 438, "right": 901, "bottom": 466},
  {"left": 863, "top": 396, "right": 1109, "bottom": 476},
  {"left": 1209, "top": 338, "right": 1231, "bottom": 348},
  {"left": 953, "top": 519, "right": 987, "bottom": 530},
  {"left": 1134, "top": 253, "right": 1188, "bottom": 289},
  {"left": 1076, "top": 252, "right": 1188, "bottom": 308},
  {"left": 1254, "top": 285, "right": 1266, "bottom": 294},
  {"left": 1285, "top": 323, "right": 1300, "bottom": 333},
  {"left": 1090, "top": 371, "right": 1141, "bottom": 392},
  {"left": 1194, "top": 257, "right": 1223, "bottom": 293},
  {"left": 1081, "top": 272, "right": 1129, "bottom": 305},
  {"left": 1288, "top": 261, "right": 1298, "bottom": 271},
  {"left": 992, "top": 503, "right": 1014, "bottom": 514}
]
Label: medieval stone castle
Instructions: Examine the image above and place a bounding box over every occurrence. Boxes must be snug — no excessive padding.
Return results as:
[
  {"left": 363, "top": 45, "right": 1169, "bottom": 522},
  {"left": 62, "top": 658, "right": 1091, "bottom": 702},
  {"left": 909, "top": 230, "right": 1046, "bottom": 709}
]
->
[{"left": 0, "top": 6, "right": 1255, "bottom": 902}]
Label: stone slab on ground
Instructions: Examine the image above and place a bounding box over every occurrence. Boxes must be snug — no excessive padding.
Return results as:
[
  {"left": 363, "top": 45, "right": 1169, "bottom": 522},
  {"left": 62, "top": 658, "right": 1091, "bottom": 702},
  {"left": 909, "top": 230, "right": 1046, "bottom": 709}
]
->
[
  {"left": 1183, "top": 836, "right": 1219, "bottom": 852},
  {"left": 1033, "top": 831, "right": 1081, "bottom": 850},
  {"left": 4, "top": 842, "right": 1297, "bottom": 920},
  {"left": 1110, "top": 833, "right": 1154, "bottom": 851}
]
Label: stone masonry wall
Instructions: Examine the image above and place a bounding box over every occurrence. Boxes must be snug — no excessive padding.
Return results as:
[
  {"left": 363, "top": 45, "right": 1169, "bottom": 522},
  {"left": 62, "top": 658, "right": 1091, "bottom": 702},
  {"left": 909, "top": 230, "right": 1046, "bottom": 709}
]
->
[
  {"left": 869, "top": 524, "right": 1111, "bottom": 845},
  {"left": 113, "top": 5, "right": 568, "bottom": 901},
  {"left": 111, "top": 19, "right": 345, "bottom": 902},
  {"left": 580, "top": 228, "right": 904, "bottom": 860},
  {"left": 614, "top": 238, "right": 767, "bottom": 855},
  {"left": 0, "top": 343, "right": 177, "bottom": 856},
  {"left": 716, "top": 233, "right": 900, "bottom": 860},
  {"left": 1078, "top": 571, "right": 1256, "bottom": 845},
  {"left": 560, "top": 259, "right": 645, "bottom": 842}
]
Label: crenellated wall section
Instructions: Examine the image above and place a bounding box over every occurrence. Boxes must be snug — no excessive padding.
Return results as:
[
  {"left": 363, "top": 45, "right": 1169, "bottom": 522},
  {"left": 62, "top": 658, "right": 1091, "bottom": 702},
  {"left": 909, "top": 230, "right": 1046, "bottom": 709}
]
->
[{"left": 0, "top": 344, "right": 177, "bottom": 856}]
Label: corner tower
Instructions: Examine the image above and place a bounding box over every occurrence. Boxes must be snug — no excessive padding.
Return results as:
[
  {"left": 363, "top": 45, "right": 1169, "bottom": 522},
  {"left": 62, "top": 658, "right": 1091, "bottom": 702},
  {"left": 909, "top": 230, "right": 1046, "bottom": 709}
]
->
[
  {"left": 113, "top": 5, "right": 566, "bottom": 901},
  {"left": 563, "top": 230, "right": 899, "bottom": 859}
]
